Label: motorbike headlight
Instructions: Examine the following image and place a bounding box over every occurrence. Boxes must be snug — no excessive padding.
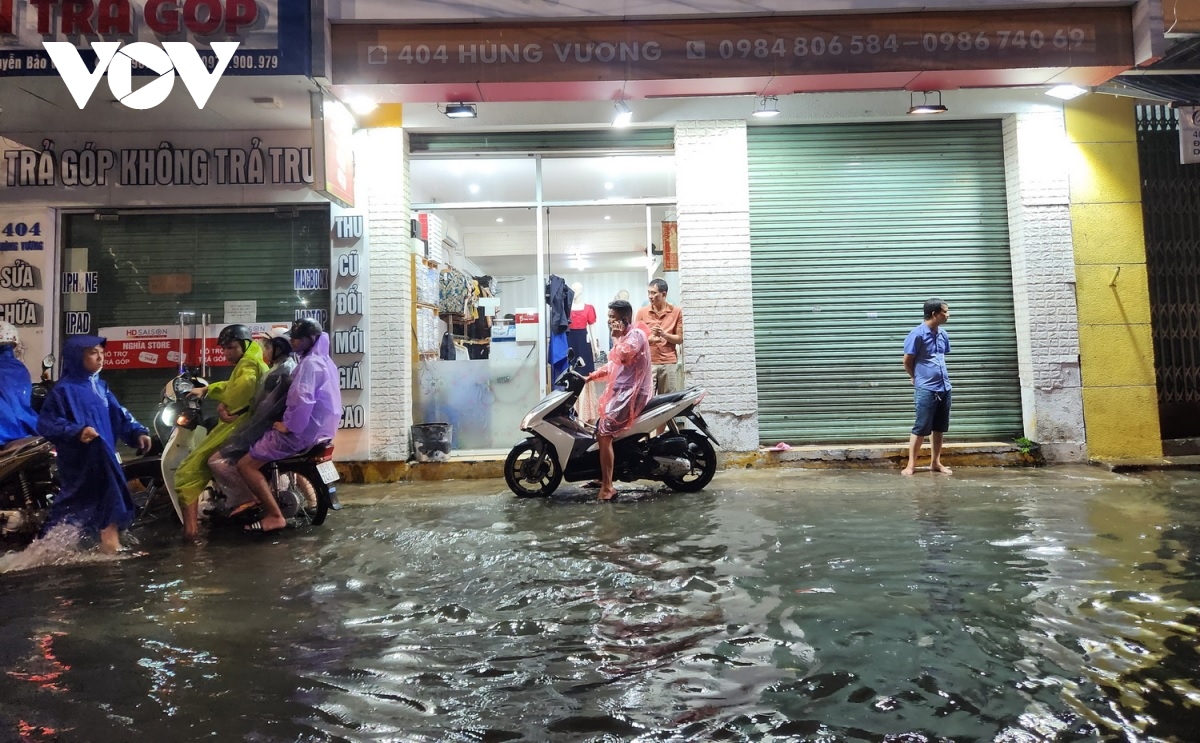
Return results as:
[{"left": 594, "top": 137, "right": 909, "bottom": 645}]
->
[
  {"left": 160, "top": 405, "right": 176, "bottom": 426},
  {"left": 520, "top": 412, "right": 534, "bottom": 430}
]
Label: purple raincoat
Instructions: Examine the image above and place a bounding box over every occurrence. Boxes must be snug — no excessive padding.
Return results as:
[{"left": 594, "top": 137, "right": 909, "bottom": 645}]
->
[{"left": 249, "top": 332, "right": 341, "bottom": 460}]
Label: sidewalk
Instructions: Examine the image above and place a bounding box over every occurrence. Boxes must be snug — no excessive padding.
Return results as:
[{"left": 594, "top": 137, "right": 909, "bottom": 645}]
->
[{"left": 332, "top": 440, "right": 1200, "bottom": 484}]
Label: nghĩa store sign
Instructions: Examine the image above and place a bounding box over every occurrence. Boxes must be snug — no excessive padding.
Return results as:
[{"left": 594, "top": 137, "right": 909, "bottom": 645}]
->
[
  {"left": 331, "top": 7, "right": 1133, "bottom": 84},
  {"left": 3, "top": 138, "right": 313, "bottom": 188}
]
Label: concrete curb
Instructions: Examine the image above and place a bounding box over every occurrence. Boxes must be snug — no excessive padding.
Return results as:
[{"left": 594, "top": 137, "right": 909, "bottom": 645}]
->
[{"left": 332, "top": 441, "right": 1045, "bottom": 484}]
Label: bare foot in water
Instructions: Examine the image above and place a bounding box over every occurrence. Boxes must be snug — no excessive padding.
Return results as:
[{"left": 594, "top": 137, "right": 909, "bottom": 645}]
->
[
  {"left": 901, "top": 464, "right": 915, "bottom": 476},
  {"left": 598, "top": 488, "right": 618, "bottom": 501},
  {"left": 98, "top": 524, "right": 121, "bottom": 554},
  {"left": 931, "top": 463, "right": 953, "bottom": 475}
]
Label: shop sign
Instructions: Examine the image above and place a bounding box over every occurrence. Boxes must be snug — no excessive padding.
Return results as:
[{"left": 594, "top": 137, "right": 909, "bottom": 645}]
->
[
  {"left": 60, "top": 270, "right": 97, "bottom": 293},
  {"left": 329, "top": 219, "right": 368, "bottom": 433},
  {"left": 97, "top": 321, "right": 288, "bottom": 369},
  {"left": 0, "top": 1, "right": 311, "bottom": 77},
  {"left": 293, "top": 267, "right": 329, "bottom": 291},
  {"left": 1179, "top": 106, "right": 1200, "bottom": 165},
  {"left": 313, "top": 93, "right": 356, "bottom": 208},
  {"left": 331, "top": 7, "right": 1132, "bottom": 85},
  {"left": 65, "top": 311, "right": 90, "bottom": 334},
  {"left": 0, "top": 207, "right": 54, "bottom": 378},
  {"left": 3, "top": 138, "right": 313, "bottom": 189}
]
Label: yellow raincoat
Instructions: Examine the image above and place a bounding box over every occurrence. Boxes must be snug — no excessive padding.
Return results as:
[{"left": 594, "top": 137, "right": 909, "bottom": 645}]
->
[{"left": 174, "top": 341, "right": 267, "bottom": 505}]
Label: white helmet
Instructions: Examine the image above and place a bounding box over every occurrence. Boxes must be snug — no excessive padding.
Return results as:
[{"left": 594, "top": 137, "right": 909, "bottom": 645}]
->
[{"left": 0, "top": 320, "right": 22, "bottom": 357}]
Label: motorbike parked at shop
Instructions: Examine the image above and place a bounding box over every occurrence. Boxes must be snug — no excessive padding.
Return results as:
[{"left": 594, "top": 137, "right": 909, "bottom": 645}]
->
[
  {"left": 0, "top": 356, "right": 57, "bottom": 542},
  {"left": 122, "top": 364, "right": 339, "bottom": 530},
  {"left": 504, "top": 352, "right": 719, "bottom": 497}
]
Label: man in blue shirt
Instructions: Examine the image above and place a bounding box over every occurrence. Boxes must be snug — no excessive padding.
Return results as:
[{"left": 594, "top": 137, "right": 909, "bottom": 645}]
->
[{"left": 901, "top": 299, "right": 952, "bottom": 475}]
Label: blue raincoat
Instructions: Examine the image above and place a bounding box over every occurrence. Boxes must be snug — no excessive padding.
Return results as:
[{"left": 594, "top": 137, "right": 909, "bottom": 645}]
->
[
  {"left": 36, "top": 335, "right": 149, "bottom": 537},
  {"left": 0, "top": 345, "right": 38, "bottom": 447}
]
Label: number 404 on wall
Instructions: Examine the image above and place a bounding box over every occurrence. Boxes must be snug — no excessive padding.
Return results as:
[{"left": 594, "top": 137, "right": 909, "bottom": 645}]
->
[{"left": 3, "top": 223, "right": 42, "bottom": 237}]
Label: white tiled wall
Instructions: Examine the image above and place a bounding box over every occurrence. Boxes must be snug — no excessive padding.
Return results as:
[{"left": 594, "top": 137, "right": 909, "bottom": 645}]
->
[
  {"left": 361, "top": 128, "right": 414, "bottom": 461},
  {"left": 1002, "top": 111, "right": 1086, "bottom": 461},
  {"left": 674, "top": 121, "right": 760, "bottom": 452}
]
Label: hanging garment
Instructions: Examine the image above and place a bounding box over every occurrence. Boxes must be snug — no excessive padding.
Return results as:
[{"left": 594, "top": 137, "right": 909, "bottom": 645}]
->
[
  {"left": 546, "top": 275, "right": 574, "bottom": 382},
  {"left": 567, "top": 328, "right": 595, "bottom": 375}
]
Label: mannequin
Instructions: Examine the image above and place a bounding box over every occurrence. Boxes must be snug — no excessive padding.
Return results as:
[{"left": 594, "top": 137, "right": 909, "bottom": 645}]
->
[{"left": 568, "top": 281, "right": 598, "bottom": 374}]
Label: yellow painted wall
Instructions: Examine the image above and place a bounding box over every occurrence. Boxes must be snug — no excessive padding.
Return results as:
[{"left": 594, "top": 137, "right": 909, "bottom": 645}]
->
[{"left": 1066, "top": 95, "right": 1162, "bottom": 460}]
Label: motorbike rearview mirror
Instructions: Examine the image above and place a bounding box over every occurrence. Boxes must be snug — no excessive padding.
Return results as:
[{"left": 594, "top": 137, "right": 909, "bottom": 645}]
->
[{"left": 41, "top": 354, "right": 55, "bottom": 369}]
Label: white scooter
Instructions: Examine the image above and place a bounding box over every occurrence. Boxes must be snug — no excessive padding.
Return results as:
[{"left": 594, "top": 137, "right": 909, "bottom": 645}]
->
[{"left": 504, "top": 354, "right": 720, "bottom": 497}]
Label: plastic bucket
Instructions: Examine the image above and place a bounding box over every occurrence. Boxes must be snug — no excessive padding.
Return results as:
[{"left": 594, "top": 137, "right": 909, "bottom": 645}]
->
[{"left": 411, "top": 423, "right": 452, "bottom": 462}]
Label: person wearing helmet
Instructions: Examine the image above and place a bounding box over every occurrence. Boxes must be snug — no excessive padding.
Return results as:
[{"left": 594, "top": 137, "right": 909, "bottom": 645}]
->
[
  {"left": 174, "top": 323, "right": 267, "bottom": 539},
  {"left": 0, "top": 321, "right": 39, "bottom": 447},
  {"left": 237, "top": 317, "right": 340, "bottom": 533},
  {"left": 207, "top": 330, "right": 297, "bottom": 518},
  {"left": 36, "top": 335, "right": 152, "bottom": 552}
]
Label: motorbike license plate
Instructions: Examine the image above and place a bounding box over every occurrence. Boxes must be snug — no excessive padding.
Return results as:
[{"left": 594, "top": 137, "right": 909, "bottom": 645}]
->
[{"left": 316, "top": 461, "right": 340, "bottom": 484}]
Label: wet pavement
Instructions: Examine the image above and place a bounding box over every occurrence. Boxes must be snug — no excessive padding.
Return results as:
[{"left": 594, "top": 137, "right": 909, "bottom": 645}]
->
[{"left": 3, "top": 465, "right": 1200, "bottom": 741}]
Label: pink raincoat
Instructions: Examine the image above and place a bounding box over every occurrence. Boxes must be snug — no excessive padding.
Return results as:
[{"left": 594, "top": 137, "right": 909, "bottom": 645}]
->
[{"left": 592, "top": 322, "right": 653, "bottom": 437}]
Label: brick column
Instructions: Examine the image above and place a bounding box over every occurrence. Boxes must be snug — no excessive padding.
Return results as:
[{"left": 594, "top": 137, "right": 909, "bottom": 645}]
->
[
  {"left": 674, "top": 121, "right": 759, "bottom": 452},
  {"left": 1002, "top": 111, "right": 1086, "bottom": 461},
  {"left": 360, "top": 128, "right": 413, "bottom": 461}
]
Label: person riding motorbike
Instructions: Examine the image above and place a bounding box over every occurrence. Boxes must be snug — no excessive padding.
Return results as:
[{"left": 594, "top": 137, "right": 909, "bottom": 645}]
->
[
  {"left": 36, "top": 335, "right": 152, "bottom": 552},
  {"left": 174, "top": 324, "right": 267, "bottom": 539},
  {"left": 207, "top": 330, "right": 297, "bottom": 519},
  {"left": 236, "top": 318, "right": 340, "bottom": 534},
  {"left": 0, "top": 321, "right": 39, "bottom": 448}
]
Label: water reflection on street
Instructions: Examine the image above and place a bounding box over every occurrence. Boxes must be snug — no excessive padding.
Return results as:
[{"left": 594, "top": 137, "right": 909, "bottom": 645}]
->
[{"left": 3, "top": 466, "right": 1200, "bottom": 741}]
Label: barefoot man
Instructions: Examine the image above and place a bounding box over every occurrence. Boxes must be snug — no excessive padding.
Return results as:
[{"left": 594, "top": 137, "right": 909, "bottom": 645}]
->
[{"left": 902, "top": 299, "right": 953, "bottom": 476}]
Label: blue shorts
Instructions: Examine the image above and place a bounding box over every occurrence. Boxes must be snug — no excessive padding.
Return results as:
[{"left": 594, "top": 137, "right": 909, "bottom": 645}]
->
[{"left": 912, "top": 388, "right": 951, "bottom": 436}]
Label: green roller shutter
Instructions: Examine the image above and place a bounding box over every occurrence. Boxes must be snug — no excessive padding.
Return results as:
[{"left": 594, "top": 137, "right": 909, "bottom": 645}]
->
[
  {"left": 749, "top": 120, "right": 1022, "bottom": 444},
  {"left": 60, "top": 208, "right": 331, "bottom": 427}
]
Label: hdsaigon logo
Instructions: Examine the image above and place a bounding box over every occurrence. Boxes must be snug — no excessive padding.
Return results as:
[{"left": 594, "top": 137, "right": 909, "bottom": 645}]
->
[{"left": 43, "top": 41, "right": 239, "bottom": 110}]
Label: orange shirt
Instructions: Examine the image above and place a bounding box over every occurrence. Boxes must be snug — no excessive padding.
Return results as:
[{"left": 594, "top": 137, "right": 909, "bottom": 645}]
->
[{"left": 635, "top": 303, "right": 683, "bottom": 364}]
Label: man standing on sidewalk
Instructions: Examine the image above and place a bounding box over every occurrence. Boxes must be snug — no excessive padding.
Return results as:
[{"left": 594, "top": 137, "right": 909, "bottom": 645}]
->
[
  {"left": 902, "top": 299, "right": 953, "bottom": 476},
  {"left": 635, "top": 278, "right": 684, "bottom": 395}
]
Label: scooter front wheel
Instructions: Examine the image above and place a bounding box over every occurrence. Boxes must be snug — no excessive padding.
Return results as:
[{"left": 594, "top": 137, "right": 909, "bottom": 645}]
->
[{"left": 505, "top": 439, "right": 562, "bottom": 497}]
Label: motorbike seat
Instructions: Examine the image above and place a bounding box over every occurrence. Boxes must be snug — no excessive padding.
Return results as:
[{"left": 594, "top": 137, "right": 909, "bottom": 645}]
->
[
  {"left": 276, "top": 439, "right": 334, "bottom": 465},
  {"left": 642, "top": 390, "right": 689, "bottom": 413},
  {"left": 0, "top": 436, "right": 51, "bottom": 458}
]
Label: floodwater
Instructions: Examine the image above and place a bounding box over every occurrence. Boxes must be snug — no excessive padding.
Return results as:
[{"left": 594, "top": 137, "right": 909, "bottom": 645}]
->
[{"left": 3, "top": 466, "right": 1200, "bottom": 741}]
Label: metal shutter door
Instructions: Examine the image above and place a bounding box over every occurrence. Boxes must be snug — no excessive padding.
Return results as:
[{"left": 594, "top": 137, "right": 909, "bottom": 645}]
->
[
  {"left": 61, "top": 208, "right": 331, "bottom": 426},
  {"left": 749, "top": 120, "right": 1023, "bottom": 444}
]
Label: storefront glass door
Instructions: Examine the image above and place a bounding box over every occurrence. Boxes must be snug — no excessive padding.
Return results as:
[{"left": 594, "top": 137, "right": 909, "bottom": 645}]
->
[{"left": 410, "top": 151, "right": 675, "bottom": 455}]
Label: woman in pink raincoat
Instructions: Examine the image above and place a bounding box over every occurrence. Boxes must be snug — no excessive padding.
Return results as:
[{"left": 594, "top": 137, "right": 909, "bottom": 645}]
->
[{"left": 586, "top": 300, "right": 653, "bottom": 501}]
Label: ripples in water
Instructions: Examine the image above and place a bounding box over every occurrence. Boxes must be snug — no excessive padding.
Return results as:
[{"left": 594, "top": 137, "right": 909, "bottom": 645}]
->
[{"left": 2, "top": 468, "right": 1200, "bottom": 740}]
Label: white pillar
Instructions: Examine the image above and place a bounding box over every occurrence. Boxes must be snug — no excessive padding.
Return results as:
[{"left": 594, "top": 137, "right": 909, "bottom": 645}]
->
[
  {"left": 360, "top": 128, "right": 413, "bottom": 461},
  {"left": 674, "top": 120, "right": 760, "bottom": 452},
  {"left": 1003, "top": 111, "right": 1086, "bottom": 461}
]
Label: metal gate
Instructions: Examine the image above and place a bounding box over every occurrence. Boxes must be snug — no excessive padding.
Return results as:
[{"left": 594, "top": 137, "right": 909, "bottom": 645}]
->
[
  {"left": 1136, "top": 105, "right": 1200, "bottom": 439},
  {"left": 748, "top": 120, "right": 1023, "bottom": 444}
]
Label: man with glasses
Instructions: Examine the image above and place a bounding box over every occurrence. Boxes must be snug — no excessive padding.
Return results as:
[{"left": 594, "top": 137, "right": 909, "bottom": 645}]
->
[{"left": 901, "top": 299, "right": 953, "bottom": 476}]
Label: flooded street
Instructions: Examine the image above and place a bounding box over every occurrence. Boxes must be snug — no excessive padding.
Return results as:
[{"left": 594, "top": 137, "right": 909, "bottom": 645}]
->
[{"left": 3, "top": 466, "right": 1200, "bottom": 741}]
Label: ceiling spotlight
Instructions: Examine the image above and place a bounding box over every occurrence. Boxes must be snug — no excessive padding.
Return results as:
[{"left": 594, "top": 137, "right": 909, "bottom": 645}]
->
[
  {"left": 752, "top": 95, "right": 781, "bottom": 118},
  {"left": 612, "top": 100, "right": 633, "bottom": 128},
  {"left": 907, "top": 91, "right": 948, "bottom": 115},
  {"left": 1046, "top": 84, "right": 1089, "bottom": 100},
  {"left": 442, "top": 102, "right": 478, "bottom": 119}
]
